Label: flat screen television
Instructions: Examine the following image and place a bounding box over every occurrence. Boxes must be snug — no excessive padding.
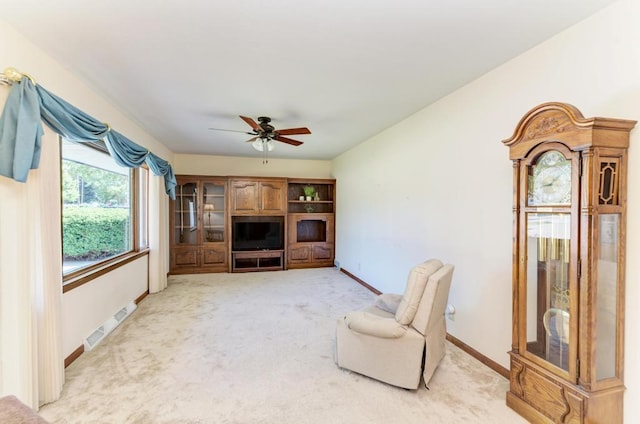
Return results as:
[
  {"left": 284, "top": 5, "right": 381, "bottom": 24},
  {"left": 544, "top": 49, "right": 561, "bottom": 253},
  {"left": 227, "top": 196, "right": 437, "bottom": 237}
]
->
[{"left": 232, "top": 217, "right": 284, "bottom": 251}]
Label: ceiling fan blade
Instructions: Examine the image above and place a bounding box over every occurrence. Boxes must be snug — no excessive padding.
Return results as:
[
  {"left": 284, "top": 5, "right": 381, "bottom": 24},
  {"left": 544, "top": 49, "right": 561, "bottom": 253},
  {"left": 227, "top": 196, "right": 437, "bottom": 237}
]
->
[
  {"left": 209, "top": 127, "right": 255, "bottom": 134},
  {"left": 276, "top": 127, "right": 311, "bottom": 136},
  {"left": 239, "top": 115, "right": 261, "bottom": 132},
  {"left": 245, "top": 136, "right": 259, "bottom": 142},
  {"left": 274, "top": 135, "right": 303, "bottom": 146}
]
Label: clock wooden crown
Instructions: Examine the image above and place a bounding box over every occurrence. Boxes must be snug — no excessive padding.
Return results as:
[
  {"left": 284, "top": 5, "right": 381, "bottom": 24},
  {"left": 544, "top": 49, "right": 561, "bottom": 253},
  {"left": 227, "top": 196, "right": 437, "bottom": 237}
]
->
[{"left": 502, "top": 102, "right": 636, "bottom": 160}]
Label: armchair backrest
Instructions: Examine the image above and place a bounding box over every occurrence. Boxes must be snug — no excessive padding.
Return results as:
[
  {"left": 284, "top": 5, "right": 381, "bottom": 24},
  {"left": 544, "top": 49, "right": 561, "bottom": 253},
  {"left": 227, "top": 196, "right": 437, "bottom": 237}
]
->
[
  {"left": 411, "top": 264, "right": 455, "bottom": 336},
  {"left": 394, "top": 259, "right": 444, "bottom": 325}
]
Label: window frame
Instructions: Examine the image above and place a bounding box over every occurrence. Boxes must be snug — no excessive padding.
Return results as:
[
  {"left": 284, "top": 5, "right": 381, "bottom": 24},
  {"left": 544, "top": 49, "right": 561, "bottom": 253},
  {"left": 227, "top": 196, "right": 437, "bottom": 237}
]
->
[{"left": 60, "top": 138, "right": 150, "bottom": 293}]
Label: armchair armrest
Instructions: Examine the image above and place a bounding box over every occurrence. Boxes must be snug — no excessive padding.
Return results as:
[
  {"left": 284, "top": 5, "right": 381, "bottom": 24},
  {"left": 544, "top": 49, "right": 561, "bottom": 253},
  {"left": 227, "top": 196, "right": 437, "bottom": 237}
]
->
[
  {"left": 344, "top": 311, "right": 407, "bottom": 338},
  {"left": 373, "top": 293, "right": 403, "bottom": 314}
]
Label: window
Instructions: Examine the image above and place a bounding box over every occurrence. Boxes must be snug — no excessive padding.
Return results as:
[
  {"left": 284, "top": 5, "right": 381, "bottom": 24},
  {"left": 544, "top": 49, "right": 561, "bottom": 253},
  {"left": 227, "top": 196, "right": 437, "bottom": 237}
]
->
[{"left": 61, "top": 138, "right": 146, "bottom": 279}]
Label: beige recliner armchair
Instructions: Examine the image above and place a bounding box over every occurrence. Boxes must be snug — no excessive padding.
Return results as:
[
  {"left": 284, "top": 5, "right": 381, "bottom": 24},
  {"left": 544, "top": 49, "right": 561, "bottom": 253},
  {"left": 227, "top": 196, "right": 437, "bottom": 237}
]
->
[{"left": 335, "top": 259, "right": 454, "bottom": 389}]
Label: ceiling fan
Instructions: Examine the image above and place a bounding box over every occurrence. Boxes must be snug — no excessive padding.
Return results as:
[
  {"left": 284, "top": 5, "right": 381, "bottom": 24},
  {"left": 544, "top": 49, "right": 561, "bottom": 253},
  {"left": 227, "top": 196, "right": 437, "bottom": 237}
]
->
[{"left": 209, "top": 115, "right": 311, "bottom": 148}]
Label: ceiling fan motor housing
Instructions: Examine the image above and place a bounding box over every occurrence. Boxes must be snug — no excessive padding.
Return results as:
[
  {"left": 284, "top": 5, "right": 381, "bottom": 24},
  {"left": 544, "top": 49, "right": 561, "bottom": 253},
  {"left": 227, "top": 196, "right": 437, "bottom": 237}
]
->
[{"left": 257, "top": 117, "right": 275, "bottom": 135}]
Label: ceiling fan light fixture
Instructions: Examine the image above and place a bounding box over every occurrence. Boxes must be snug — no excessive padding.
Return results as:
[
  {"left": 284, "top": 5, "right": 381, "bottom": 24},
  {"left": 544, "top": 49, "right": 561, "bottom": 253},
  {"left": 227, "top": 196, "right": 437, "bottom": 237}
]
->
[{"left": 252, "top": 139, "right": 275, "bottom": 152}]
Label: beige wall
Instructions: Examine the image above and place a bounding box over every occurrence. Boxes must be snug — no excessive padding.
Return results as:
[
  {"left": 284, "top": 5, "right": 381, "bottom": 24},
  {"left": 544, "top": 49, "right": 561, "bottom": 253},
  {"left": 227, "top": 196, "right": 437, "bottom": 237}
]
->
[
  {"left": 0, "top": 20, "right": 169, "bottom": 361},
  {"left": 174, "top": 154, "right": 332, "bottom": 178},
  {"left": 62, "top": 258, "right": 148, "bottom": 357},
  {"left": 332, "top": 1, "right": 639, "bottom": 422}
]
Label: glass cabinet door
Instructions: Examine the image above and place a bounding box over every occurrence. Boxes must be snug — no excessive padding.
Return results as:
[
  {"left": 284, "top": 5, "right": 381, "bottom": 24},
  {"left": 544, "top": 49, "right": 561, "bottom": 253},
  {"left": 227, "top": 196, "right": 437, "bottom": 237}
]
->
[
  {"left": 202, "top": 181, "right": 225, "bottom": 243},
  {"left": 175, "top": 181, "right": 198, "bottom": 244}
]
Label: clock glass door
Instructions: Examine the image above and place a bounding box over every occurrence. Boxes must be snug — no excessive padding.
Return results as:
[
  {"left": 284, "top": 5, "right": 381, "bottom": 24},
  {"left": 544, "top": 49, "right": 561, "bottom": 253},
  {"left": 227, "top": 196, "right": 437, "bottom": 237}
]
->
[
  {"left": 525, "top": 213, "right": 571, "bottom": 371},
  {"left": 522, "top": 147, "right": 576, "bottom": 375}
]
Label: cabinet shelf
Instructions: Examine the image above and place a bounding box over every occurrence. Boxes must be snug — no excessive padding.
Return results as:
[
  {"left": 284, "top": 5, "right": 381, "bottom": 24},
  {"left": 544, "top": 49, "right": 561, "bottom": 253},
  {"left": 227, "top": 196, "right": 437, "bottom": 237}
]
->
[
  {"left": 288, "top": 200, "right": 334, "bottom": 204},
  {"left": 287, "top": 180, "right": 335, "bottom": 215},
  {"left": 232, "top": 250, "right": 284, "bottom": 272}
]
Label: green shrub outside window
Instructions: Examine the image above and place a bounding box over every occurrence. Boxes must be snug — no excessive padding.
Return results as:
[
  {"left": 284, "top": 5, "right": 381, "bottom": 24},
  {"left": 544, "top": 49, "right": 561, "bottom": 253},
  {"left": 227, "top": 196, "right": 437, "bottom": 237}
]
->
[
  {"left": 62, "top": 207, "right": 130, "bottom": 260},
  {"left": 61, "top": 139, "right": 133, "bottom": 275}
]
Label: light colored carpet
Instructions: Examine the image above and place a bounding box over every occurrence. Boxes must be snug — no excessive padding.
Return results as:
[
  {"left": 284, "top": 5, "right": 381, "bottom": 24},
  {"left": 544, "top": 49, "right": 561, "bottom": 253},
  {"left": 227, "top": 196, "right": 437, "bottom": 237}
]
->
[{"left": 40, "top": 268, "right": 526, "bottom": 423}]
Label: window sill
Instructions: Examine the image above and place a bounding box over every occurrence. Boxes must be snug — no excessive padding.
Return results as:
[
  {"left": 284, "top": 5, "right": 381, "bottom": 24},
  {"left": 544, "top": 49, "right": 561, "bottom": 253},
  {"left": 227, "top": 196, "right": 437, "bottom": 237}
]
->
[{"left": 62, "top": 249, "right": 150, "bottom": 293}]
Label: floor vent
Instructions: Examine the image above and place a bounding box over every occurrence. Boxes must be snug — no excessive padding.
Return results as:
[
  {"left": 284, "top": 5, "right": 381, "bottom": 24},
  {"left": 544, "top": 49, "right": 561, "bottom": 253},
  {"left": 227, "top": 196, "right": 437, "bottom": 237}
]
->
[{"left": 83, "top": 301, "right": 137, "bottom": 351}]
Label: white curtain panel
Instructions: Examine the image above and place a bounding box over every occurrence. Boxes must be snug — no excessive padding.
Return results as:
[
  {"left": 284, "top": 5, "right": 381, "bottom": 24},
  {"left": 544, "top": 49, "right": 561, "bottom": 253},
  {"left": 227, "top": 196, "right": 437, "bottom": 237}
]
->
[
  {"left": 149, "top": 175, "right": 169, "bottom": 293},
  {"left": 31, "top": 130, "right": 64, "bottom": 406},
  {"left": 0, "top": 157, "right": 37, "bottom": 406},
  {"left": 0, "top": 116, "right": 64, "bottom": 409}
]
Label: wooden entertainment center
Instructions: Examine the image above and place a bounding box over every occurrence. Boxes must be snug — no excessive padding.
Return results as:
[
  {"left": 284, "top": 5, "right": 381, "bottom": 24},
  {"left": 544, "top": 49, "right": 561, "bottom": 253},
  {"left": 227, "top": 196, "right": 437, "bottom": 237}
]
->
[{"left": 169, "top": 176, "right": 335, "bottom": 274}]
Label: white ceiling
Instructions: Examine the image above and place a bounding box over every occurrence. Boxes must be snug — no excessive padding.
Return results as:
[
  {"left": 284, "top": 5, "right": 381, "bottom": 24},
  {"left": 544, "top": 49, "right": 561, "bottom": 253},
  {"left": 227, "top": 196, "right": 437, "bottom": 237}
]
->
[{"left": 3, "top": 0, "right": 616, "bottom": 160}]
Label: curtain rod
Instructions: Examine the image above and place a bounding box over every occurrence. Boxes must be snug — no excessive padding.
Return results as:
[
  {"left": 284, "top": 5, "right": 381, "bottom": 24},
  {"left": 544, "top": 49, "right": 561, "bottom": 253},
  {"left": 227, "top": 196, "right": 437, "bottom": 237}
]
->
[
  {"left": 0, "top": 67, "right": 35, "bottom": 86},
  {"left": 0, "top": 73, "right": 11, "bottom": 86}
]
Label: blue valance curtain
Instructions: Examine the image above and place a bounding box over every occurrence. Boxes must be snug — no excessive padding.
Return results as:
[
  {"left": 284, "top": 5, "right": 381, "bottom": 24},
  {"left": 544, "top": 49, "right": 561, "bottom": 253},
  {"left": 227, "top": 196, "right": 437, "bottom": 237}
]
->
[{"left": 0, "top": 76, "right": 176, "bottom": 198}]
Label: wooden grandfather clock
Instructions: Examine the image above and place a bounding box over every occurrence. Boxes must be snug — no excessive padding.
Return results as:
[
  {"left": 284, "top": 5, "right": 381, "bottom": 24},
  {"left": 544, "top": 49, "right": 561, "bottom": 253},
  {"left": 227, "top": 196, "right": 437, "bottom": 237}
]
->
[{"left": 503, "top": 102, "right": 635, "bottom": 423}]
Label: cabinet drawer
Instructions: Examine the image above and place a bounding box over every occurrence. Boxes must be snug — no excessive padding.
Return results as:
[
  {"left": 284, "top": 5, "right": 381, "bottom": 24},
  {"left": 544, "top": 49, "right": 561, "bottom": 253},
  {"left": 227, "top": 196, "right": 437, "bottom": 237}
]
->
[
  {"left": 287, "top": 244, "right": 334, "bottom": 267},
  {"left": 288, "top": 245, "right": 311, "bottom": 262},
  {"left": 202, "top": 246, "right": 227, "bottom": 266},
  {"left": 312, "top": 244, "right": 333, "bottom": 260},
  {"left": 173, "top": 248, "right": 199, "bottom": 266}
]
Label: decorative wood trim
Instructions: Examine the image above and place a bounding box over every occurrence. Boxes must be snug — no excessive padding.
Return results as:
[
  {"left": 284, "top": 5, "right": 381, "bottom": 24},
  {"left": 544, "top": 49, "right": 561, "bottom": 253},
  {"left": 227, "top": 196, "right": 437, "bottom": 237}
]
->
[
  {"left": 445, "top": 333, "right": 510, "bottom": 379},
  {"left": 340, "top": 267, "right": 509, "bottom": 379},
  {"left": 64, "top": 345, "right": 84, "bottom": 368},
  {"left": 135, "top": 290, "right": 149, "bottom": 304},
  {"left": 511, "top": 360, "right": 524, "bottom": 396},
  {"left": 339, "top": 267, "right": 381, "bottom": 295},
  {"left": 63, "top": 249, "right": 150, "bottom": 293}
]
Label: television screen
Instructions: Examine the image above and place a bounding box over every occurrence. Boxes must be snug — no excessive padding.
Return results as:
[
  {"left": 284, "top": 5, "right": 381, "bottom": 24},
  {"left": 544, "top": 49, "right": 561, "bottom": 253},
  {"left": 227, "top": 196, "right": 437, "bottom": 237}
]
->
[{"left": 233, "top": 219, "right": 284, "bottom": 251}]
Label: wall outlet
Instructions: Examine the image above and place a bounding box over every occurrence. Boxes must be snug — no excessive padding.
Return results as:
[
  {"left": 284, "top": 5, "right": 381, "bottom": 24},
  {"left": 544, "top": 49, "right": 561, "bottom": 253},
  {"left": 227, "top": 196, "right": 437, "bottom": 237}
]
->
[{"left": 446, "top": 304, "right": 456, "bottom": 321}]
